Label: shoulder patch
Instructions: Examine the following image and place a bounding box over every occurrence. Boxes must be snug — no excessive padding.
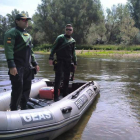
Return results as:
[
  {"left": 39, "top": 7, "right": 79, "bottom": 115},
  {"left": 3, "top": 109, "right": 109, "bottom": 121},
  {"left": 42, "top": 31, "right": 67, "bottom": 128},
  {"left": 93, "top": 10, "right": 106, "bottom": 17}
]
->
[
  {"left": 7, "top": 41, "right": 11, "bottom": 44},
  {"left": 23, "top": 33, "right": 28, "bottom": 36}
]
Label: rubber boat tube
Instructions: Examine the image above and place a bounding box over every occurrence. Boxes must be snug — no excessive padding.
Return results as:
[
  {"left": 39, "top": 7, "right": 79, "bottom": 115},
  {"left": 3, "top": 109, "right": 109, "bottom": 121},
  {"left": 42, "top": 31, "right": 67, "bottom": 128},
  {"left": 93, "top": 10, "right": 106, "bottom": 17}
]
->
[{"left": 0, "top": 79, "right": 100, "bottom": 140}]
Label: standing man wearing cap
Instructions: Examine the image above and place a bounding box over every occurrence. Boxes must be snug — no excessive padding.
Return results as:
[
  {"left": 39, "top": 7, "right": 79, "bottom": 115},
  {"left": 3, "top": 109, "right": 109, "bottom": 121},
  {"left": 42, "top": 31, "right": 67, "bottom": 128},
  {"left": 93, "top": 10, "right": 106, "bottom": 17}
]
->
[
  {"left": 49, "top": 24, "right": 77, "bottom": 102},
  {"left": 4, "top": 13, "right": 40, "bottom": 111}
]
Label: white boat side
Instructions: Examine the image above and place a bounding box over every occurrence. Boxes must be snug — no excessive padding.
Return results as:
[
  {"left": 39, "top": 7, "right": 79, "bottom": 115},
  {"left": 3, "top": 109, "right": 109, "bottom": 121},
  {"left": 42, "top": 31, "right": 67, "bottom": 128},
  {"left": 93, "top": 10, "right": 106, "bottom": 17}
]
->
[
  {"left": 0, "top": 79, "right": 49, "bottom": 111},
  {"left": 0, "top": 79, "right": 100, "bottom": 140}
]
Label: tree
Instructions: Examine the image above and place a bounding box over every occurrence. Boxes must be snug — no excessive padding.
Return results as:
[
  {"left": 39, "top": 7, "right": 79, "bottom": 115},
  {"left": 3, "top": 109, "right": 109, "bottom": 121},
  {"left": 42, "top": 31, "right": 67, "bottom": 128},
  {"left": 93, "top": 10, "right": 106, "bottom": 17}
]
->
[
  {"left": 32, "top": 0, "right": 103, "bottom": 44},
  {"left": 0, "top": 15, "right": 8, "bottom": 45},
  {"left": 86, "top": 22, "right": 106, "bottom": 45},
  {"left": 105, "top": 4, "right": 139, "bottom": 45},
  {"left": 105, "top": 5, "right": 121, "bottom": 44},
  {"left": 128, "top": 0, "right": 140, "bottom": 29},
  {"left": 6, "top": 9, "right": 20, "bottom": 28},
  {"left": 119, "top": 17, "right": 139, "bottom": 45}
]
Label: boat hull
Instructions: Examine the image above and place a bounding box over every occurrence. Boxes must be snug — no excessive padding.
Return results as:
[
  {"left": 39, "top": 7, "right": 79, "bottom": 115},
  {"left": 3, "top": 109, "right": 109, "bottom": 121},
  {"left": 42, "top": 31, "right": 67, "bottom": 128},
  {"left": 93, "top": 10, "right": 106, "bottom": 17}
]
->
[{"left": 0, "top": 79, "right": 100, "bottom": 140}]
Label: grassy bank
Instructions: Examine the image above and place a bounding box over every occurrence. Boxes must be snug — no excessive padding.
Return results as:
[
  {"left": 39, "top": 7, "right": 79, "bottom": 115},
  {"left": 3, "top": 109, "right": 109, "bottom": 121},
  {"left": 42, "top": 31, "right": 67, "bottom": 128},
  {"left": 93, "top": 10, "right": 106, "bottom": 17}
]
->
[
  {"left": 76, "top": 50, "right": 140, "bottom": 58},
  {"left": 35, "top": 51, "right": 50, "bottom": 54},
  {"left": 34, "top": 44, "right": 140, "bottom": 58},
  {"left": 34, "top": 44, "right": 140, "bottom": 51},
  {"left": 1, "top": 44, "right": 140, "bottom": 51},
  {"left": 34, "top": 50, "right": 140, "bottom": 58},
  {"left": 1, "top": 44, "right": 140, "bottom": 58}
]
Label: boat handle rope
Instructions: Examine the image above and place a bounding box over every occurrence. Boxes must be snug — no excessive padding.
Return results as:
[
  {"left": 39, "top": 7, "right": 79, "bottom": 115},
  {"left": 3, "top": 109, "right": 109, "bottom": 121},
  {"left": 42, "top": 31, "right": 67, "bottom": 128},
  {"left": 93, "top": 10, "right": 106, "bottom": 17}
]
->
[
  {"left": 61, "top": 106, "right": 72, "bottom": 114},
  {"left": 71, "top": 81, "right": 94, "bottom": 99}
]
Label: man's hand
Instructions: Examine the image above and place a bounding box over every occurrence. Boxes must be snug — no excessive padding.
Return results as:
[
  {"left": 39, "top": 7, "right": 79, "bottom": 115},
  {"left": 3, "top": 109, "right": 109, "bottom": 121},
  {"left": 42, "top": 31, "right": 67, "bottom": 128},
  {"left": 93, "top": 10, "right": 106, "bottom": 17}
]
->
[
  {"left": 49, "top": 60, "right": 53, "bottom": 66},
  {"left": 35, "top": 65, "right": 40, "bottom": 72},
  {"left": 10, "top": 67, "right": 18, "bottom": 76}
]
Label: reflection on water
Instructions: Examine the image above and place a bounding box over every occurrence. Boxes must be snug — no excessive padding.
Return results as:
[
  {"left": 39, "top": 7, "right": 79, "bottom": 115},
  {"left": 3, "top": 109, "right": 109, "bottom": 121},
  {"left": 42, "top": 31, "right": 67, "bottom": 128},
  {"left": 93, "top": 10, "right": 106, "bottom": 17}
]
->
[{"left": 0, "top": 51, "right": 140, "bottom": 140}]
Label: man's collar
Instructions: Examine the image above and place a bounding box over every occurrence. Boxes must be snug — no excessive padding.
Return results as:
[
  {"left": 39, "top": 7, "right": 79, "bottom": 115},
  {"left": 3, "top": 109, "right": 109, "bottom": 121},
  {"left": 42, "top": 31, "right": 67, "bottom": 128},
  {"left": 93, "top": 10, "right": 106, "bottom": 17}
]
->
[
  {"left": 64, "top": 34, "right": 71, "bottom": 38},
  {"left": 16, "top": 26, "right": 26, "bottom": 32}
]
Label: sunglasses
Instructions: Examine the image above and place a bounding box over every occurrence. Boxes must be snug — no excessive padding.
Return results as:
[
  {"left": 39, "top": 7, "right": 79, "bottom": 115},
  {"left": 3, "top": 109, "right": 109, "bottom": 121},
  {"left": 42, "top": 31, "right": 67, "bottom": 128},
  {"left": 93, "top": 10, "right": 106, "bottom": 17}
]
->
[
  {"left": 21, "top": 19, "right": 28, "bottom": 22},
  {"left": 66, "top": 29, "right": 72, "bottom": 31}
]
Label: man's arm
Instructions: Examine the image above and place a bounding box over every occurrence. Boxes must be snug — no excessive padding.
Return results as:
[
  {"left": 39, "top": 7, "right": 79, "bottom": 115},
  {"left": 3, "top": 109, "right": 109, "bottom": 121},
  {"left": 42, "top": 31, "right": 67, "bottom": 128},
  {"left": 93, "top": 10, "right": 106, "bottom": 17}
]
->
[
  {"left": 29, "top": 34, "right": 40, "bottom": 72},
  {"left": 49, "top": 37, "right": 60, "bottom": 61},
  {"left": 4, "top": 32, "right": 16, "bottom": 68},
  {"left": 31, "top": 48, "right": 38, "bottom": 66},
  {"left": 31, "top": 48, "right": 40, "bottom": 72},
  {"left": 49, "top": 36, "right": 63, "bottom": 66},
  {"left": 72, "top": 43, "right": 77, "bottom": 65},
  {"left": 4, "top": 32, "right": 18, "bottom": 76}
]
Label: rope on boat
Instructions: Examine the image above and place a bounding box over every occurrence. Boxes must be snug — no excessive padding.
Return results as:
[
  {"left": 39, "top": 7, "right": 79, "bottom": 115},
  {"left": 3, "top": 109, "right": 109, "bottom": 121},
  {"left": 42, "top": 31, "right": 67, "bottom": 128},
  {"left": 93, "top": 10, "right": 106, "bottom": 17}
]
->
[{"left": 71, "top": 81, "right": 94, "bottom": 99}]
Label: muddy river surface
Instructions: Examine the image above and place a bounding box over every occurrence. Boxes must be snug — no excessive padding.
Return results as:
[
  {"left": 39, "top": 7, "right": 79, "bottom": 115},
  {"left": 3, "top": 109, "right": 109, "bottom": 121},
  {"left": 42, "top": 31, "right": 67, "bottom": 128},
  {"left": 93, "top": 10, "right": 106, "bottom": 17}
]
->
[{"left": 0, "top": 50, "right": 140, "bottom": 140}]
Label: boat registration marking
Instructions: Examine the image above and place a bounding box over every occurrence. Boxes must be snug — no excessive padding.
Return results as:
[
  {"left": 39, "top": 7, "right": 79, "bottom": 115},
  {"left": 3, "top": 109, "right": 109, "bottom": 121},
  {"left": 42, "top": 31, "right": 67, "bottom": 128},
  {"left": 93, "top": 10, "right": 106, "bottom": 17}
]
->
[
  {"left": 75, "top": 94, "right": 88, "bottom": 109},
  {"left": 20, "top": 111, "right": 53, "bottom": 125},
  {"left": 86, "top": 89, "right": 94, "bottom": 97}
]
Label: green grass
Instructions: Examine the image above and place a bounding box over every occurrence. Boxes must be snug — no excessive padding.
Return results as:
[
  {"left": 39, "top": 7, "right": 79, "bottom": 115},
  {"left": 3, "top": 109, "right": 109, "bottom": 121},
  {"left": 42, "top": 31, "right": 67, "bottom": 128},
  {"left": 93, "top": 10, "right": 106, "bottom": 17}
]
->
[
  {"left": 34, "top": 44, "right": 140, "bottom": 51},
  {"left": 77, "top": 44, "right": 140, "bottom": 51},
  {"left": 77, "top": 50, "right": 140, "bottom": 57},
  {"left": 34, "top": 50, "right": 50, "bottom": 54},
  {"left": 2, "top": 43, "right": 140, "bottom": 51},
  {"left": 2, "top": 43, "right": 140, "bottom": 58},
  {"left": 33, "top": 49, "right": 140, "bottom": 58}
]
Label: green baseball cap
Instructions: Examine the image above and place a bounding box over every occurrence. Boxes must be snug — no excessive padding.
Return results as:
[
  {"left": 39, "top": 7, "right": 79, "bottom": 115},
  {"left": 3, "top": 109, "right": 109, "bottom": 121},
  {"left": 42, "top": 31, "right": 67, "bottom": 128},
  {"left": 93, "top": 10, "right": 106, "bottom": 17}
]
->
[{"left": 15, "top": 14, "right": 31, "bottom": 20}]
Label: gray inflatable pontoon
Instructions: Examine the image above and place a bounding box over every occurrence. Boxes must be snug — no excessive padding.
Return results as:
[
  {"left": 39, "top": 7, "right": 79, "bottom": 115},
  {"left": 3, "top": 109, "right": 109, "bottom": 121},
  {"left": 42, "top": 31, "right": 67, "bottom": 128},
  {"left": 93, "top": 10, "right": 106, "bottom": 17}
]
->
[{"left": 0, "top": 79, "right": 100, "bottom": 140}]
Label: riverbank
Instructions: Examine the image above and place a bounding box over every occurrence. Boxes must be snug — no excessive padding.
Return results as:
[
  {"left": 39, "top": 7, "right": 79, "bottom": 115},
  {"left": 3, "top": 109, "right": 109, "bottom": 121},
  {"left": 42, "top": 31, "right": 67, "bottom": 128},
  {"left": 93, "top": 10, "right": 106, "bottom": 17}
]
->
[
  {"left": 76, "top": 50, "right": 140, "bottom": 58},
  {"left": 1, "top": 47, "right": 140, "bottom": 58},
  {"left": 35, "top": 50, "right": 140, "bottom": 58}
]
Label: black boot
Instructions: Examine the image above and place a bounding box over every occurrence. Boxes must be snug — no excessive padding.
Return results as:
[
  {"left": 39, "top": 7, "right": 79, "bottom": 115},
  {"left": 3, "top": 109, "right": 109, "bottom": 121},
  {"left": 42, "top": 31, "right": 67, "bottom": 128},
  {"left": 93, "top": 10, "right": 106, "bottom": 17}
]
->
[{"left": 54, "top": 89, "right": 59, "bottom": 102}]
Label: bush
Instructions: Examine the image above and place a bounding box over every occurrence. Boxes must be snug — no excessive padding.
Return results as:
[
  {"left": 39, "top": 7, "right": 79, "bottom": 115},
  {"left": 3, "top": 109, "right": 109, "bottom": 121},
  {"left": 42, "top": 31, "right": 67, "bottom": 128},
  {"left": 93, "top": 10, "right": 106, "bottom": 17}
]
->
[
  {"left": 34, "top": 44, "right": 52, "bottom": 51},
  {"left": 34, "top": 44, "right": 140, "bottom": 51},
  {"left": 76, "top": 45, "right": 93, "bottom": 50}
]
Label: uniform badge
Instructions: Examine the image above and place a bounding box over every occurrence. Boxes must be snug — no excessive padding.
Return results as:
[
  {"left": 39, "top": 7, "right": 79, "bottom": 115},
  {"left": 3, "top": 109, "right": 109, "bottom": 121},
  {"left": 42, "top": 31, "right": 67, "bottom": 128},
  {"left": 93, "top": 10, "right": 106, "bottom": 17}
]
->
[
  {"left": 7, "top": 37, "right": 11, "bottom": 43},
  {"left": 7, "top": 41, "right": 11, "bottom": 43},
  {"left": 22, "top": 14, "right": 26, "bottom": 17},
  {"left": 23, "top": 33, "right": 28, "bottom": 36}
]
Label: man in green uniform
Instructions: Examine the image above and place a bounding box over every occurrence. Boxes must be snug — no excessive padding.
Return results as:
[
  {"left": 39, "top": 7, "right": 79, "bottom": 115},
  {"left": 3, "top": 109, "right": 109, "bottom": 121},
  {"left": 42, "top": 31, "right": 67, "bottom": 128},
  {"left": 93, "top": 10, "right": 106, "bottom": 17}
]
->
[
  {"left": 49, "top": 24, "right": 77, "bottom": 102},
  {"left": 4, "top": 13, "right": 40, "bottom": 111}
]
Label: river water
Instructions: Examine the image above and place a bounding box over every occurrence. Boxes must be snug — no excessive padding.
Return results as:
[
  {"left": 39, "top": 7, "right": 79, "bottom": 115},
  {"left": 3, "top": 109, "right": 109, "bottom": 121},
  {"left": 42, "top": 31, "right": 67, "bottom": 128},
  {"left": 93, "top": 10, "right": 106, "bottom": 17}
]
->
[{"left": 0, "top": 50, "right": 140, "bottom": 140}]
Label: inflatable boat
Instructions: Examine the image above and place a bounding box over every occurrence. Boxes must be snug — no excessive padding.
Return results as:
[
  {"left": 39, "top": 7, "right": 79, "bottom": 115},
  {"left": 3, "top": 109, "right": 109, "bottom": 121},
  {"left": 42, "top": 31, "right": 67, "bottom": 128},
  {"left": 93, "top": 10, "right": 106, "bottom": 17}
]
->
[{"left": 0, "top": 79, "right": 100, "bottom": 140}]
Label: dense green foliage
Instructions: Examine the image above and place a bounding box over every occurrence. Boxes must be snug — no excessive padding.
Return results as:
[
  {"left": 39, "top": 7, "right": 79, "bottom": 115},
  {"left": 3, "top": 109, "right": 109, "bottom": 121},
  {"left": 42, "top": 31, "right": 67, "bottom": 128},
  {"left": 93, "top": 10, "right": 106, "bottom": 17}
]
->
[
  {"left": 0, "top": 0, "right": 140, "bottom": 47},
  {"left": 128, "top": 0, "right": 140, "bottom": 29},
  {"left": 34, "top": 44, "right": 140, "bottom": 51},
  {"left": 32, "top": 0, "right": 102, "bottom": 44}
]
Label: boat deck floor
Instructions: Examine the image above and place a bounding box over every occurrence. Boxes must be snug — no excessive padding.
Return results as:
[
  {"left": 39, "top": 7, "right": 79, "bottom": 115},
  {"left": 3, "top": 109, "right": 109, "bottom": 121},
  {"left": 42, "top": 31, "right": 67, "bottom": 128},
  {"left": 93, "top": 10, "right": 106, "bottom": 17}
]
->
[
  {"left": 26, "top": 95, "right": 63, "bottom": 109},
  {"left": 4, "top": 81, "right": 86, "bottom": 111},
  {"left": 26, "top": 81, "right": 86, "bottom": 109}
]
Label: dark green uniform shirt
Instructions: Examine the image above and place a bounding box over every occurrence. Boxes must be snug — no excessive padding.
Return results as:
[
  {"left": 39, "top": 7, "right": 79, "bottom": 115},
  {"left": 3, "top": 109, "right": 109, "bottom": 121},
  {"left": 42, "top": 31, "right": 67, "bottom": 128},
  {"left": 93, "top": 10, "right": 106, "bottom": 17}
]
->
[
  {"left": 49, "top": 34, "right": 77, "bottom": 65},
  {"left": 4, "top": 26, "right": 37, "bottom": 68}
]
